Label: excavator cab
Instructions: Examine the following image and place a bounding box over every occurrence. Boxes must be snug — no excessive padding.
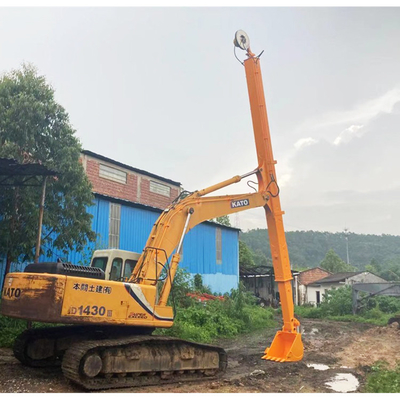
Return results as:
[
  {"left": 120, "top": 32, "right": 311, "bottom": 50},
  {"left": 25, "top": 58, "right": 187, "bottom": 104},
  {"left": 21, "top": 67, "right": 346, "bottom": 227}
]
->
[{"left": 90, "top": 249, "right": 140, "bottom": 281}]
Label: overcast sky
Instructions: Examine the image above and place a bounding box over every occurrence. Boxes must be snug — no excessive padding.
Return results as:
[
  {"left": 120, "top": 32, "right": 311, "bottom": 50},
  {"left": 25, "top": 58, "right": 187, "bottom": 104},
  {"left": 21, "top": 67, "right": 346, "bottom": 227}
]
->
[{"left": 1, "top": 6, "right": 400, "bottom": 235}]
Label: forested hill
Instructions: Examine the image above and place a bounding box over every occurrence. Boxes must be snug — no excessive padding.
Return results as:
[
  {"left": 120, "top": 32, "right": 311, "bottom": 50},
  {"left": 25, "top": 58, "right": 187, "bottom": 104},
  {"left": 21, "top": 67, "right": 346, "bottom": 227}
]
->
[{"left": 239, "top": 229, "right": 400, "bottom": 270}]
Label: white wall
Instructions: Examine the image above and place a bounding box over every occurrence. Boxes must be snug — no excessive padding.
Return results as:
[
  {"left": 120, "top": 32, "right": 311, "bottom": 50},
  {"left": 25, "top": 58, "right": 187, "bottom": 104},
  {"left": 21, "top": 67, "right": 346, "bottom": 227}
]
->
[{"left": 305, "top": 272, "right": 387, "bottom": 306}]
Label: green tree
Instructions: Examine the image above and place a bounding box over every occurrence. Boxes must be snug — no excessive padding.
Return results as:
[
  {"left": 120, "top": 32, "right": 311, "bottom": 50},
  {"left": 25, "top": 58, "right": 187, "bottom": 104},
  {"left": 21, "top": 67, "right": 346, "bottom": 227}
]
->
[
  {"left": 0, "top": 64, "right": 96, "bottom": 278},
  {"left": 320, "top": 249, "right": 356, "bottom": 273},
  {"left": 239, "top": 240, "right": 255, "bottom": 267},
  {"left": 214, "top": 215, "right": 231, "bottom": 226}
]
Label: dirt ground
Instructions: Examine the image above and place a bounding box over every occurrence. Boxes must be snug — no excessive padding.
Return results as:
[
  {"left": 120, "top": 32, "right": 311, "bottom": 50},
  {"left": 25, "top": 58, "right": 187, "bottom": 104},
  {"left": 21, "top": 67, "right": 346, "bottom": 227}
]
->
[{"left": 0, "top": 318, "right": 399, "bottom": 393}]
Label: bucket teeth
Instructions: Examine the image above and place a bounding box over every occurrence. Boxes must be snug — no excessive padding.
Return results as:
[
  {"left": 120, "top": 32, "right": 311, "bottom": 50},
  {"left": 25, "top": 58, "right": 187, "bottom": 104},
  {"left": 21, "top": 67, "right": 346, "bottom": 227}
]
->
[{"left": 262, "top": 354, "right": 286, "bottom": 362}]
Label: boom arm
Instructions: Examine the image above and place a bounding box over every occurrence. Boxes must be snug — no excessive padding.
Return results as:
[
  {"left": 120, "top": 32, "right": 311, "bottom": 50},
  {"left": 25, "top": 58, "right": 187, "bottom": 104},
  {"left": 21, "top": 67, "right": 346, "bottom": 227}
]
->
[{"left": 130, "top": 169, "right": 271, "bottom": 303}]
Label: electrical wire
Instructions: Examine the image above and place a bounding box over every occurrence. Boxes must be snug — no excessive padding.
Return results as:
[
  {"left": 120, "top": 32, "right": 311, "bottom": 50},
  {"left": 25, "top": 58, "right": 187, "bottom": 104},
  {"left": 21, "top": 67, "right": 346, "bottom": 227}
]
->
[
  {"left": 247, "top": 180, "right": 258, "bottom": 192},
  {"left": 266, "top": 174, "right": 280, "bottom": 198},
  {"left": 233, "top": 46, "right": 244, "bottom": 66}
]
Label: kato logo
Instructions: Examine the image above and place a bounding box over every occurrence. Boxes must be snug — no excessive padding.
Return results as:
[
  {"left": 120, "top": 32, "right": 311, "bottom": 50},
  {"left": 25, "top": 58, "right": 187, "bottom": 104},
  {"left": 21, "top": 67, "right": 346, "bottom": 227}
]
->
[
  {"left": 231, "top": 199, "right": 250, "bottom": 208},
  {"left": 3, "top": 287, "right": 21, "bottom": 298}
]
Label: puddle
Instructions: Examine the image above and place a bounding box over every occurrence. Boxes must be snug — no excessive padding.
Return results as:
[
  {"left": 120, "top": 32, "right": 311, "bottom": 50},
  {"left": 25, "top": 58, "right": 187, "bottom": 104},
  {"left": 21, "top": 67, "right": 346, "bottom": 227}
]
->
[
  {"left": 301, "top": 327, "right": 319, "bottom": 335},
  {"left": 325, "top": 373, "right": 359, "bottom": 393},
  {"left": 307, "top": 363, "right": 330, "bottom": 371}
]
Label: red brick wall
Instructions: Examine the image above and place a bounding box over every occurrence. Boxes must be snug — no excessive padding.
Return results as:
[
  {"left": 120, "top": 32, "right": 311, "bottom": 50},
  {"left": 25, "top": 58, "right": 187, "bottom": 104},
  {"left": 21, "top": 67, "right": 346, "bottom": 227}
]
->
[
  {"left": 139, "top": 178, "right": 179, "bottom": 209},
  {"left": 85, "top": 158, "right": 138, "bottom": 202},
  {"left": 298, "top": 268, "right": 331, "bottom": 286},
  {"left": 82, "top": 155, "right": 180, "bottom": 209}
]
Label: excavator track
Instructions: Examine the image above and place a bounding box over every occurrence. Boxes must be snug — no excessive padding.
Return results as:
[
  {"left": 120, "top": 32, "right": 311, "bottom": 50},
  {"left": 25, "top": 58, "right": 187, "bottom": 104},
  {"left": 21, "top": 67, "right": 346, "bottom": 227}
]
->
[
  {"left": 13, "top": 325, "right": 153, "bottom": 368},
  {"left": 61, "top": 336, "right": 227, "bottom": 390}
]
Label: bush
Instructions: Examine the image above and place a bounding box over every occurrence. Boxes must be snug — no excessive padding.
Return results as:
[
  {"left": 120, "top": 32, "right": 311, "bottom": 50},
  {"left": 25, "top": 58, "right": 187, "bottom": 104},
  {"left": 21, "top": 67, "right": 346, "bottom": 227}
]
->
[
  {"left": 320, "top": 286, "right": 353, "bottom": 316},
  {"left": 156, "top": 282, "right": 276, "bottom": 342},
  {"left": 365, "top": 362, "right": 400, "bottom": 393},
  {"left": 0, "top": 315, "right": 28, "bottom": 347},
  {"left": 0, "top": 313, "right": 60, "bottom": 348},
  {"left": 375, "top": 296, "right": 400, "bottom": 314},
  {"left": 294, "top": 305, "right": 325, "bottom": 319},
  {"left": 295, "top": 285, "right": 399, "bottom": 326}
]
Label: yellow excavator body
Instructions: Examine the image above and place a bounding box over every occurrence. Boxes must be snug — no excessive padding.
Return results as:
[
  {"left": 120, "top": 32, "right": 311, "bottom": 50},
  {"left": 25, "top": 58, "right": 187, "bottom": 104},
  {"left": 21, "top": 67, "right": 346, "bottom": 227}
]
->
[{"left": 1, "top": 31, "right": 303, "bottom": 389}]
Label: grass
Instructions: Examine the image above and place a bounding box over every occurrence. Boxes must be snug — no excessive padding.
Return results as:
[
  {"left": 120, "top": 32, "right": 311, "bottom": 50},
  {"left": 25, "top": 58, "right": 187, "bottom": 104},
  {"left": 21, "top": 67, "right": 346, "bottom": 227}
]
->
[
  {"left": 0, "top": 315, "right": 30, "bottom": 347},
  {"left": 295, "top": 306, "right": 396, "bottom": 326},
  {"left": 365, "top": 362, "right": 400, "bottom": 393},
  {"left": 0, "top": 314, "right": 60, "bottom": 348}
]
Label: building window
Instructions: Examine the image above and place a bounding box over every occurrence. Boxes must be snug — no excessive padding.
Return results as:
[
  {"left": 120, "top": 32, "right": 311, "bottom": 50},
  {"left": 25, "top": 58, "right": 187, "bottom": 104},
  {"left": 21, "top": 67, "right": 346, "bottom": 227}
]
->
[
  {"left": 216, "top": 228, "right": 222, "bottom": 265},
  {"left": 109, "top": 203, "right": 121, "bottom": 248},
  {"left": 150, "top": 180, "right": 171, "bottom": 197},
  {"left": 99, "top": 164, "right": 127, "bottom": 184}
]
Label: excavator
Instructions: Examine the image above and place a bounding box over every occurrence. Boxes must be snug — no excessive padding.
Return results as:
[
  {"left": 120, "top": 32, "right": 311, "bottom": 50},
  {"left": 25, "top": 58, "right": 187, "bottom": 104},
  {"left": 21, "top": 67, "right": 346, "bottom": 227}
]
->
[{"left": 0, "top": 31, "right": 303, "bottom": 390}]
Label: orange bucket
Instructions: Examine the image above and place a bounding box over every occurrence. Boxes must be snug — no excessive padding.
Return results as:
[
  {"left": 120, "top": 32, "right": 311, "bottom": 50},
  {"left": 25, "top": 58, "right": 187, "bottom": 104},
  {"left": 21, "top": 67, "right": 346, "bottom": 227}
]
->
[{"left": 262, "top": 331, "right": 303, "bottom": 362}]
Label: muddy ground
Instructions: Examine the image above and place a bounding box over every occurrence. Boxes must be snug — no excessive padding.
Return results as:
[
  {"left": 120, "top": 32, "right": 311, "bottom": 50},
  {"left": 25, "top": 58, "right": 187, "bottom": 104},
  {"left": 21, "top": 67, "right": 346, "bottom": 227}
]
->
[{"left": 0, "top": 318, "right": 399, "bottom": 393}]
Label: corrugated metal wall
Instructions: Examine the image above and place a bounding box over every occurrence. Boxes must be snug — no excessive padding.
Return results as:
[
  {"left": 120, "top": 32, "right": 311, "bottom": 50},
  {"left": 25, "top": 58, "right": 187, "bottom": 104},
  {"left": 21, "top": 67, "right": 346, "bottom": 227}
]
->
[{"left": 0, "top": 196, "right": 239, "bottom": 295}]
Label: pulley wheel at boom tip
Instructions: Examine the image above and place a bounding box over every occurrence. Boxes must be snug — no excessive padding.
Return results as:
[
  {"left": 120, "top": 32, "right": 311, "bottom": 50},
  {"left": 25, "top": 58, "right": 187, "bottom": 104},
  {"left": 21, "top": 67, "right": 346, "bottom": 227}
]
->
[{"left": 234, "top": 30, "right": 250, "bottom": 51}]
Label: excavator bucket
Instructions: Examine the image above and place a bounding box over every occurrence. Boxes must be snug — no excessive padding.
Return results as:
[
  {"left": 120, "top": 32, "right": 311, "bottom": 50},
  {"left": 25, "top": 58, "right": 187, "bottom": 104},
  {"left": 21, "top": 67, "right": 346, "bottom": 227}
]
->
[{"left": 262, "top": 331, "right": 303, "bottom": 362}]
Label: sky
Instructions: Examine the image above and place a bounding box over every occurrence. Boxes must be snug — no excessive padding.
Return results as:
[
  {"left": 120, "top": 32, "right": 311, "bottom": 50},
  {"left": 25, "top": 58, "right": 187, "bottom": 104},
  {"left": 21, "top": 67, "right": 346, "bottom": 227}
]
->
[{"left": 1, "top": 5, "right": 400, "bottom": 235}]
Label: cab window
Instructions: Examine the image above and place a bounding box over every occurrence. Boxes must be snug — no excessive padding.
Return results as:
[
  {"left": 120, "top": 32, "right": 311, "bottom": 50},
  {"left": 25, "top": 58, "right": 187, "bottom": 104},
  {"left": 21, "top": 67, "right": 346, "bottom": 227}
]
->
[
  {"left": 123, "top": 259, "right": 138, "bottom": 280},
  {"left": 92, "top": 257, "right": 108, "bottom": 272},
  {"left": 110, "top": 258, "right": 123, "bottom": 281}
]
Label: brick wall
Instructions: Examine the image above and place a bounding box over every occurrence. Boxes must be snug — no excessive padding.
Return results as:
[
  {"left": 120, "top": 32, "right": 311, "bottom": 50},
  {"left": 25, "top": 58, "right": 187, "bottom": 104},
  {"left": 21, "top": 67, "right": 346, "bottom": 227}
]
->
[
  {"left": 82, "top": 154, "right": 180, "bottom": 209},
  {"left": 85, "top": 158, "right": 138, "bottom": 202},
  {"left": 139, "top": 178, "right": 180, "bottom": 209},
  {"left": 298, "top": 267, "right": 331, "bottom": 286}
]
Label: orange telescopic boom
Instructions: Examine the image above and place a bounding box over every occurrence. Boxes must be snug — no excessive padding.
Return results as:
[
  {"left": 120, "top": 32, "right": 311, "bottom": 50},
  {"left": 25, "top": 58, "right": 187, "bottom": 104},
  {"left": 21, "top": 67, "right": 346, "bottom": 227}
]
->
[{"left": 234, "top": 30, "right": 303, "bottom": 362}]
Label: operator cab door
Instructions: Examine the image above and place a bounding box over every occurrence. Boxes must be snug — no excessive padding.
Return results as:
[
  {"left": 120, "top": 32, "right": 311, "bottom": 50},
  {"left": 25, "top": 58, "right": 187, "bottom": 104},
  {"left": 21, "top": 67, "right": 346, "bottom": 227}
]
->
[
  {"left": 109, "top": 258, "right": 138, "bottom": 281},
  {"left": 122, "top": 259, "right": 138, "bottom": 281},
  {"left": 109, "top": 257, "right": 123, "bottom": 281}
]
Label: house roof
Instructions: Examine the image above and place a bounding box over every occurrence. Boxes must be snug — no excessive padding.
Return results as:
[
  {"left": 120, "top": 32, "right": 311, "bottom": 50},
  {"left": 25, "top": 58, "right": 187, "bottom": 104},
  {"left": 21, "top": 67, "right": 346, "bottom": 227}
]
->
[
  {"left": 0, "top": 158, "right": 58, "bottom": 187},
  {"left": 298, "top": 267, "right": 332, "bottom": 286},
  {"left": 311, "top": 272, "right": 359, "bottom": 285},
  {"left": 82, "top": 150, "right": 181, "bottom": 187}
]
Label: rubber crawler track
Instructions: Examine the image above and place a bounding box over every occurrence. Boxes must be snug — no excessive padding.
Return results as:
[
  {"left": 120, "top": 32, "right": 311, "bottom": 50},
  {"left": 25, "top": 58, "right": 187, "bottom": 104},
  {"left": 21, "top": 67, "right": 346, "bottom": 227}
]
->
[{"left": 61, "top": 336, "right": 228, "bottom": 390}]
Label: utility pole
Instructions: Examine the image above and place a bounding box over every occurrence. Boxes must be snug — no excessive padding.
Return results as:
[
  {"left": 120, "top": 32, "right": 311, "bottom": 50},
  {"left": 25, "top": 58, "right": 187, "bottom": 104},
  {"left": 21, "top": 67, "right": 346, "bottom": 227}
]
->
[
  {"left": 344, "top": 227, "right": 350, "bottom": 265},
  {"left": 35, "top": 176, "right": 48, "bottom": 263}
]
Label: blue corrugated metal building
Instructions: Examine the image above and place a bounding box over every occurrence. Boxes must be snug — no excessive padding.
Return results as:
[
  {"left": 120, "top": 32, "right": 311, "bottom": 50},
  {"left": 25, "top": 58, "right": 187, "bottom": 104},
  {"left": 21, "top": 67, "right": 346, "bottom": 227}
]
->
[{"left": 0, "top": 194, "right": 240, "bottom": 295}]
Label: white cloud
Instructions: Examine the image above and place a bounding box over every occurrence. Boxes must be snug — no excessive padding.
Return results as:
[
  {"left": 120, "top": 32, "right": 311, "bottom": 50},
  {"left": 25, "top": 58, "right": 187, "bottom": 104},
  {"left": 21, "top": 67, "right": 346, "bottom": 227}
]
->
[
  {"left": 299, "top": 88, "right": 400, "bottom": 137},
  {"left": 294, "top": 137, "right": 318, "bottom": 150},
  {"left": 333, "top": 124, "right": 364, "bottom": 146}
]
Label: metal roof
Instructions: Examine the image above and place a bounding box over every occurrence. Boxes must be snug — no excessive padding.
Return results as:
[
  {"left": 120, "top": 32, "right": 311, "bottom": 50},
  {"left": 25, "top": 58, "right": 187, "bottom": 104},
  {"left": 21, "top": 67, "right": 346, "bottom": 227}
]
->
[
  {"left": 0, "top": 158, "right": 58, "bottom": 186},
  {"left": 240, "top": 265, "right": 299, "bottom": 277},
  {"left": 311, "top": 272, "right": 359, "bottom": 285},
  {"left": 82, "top": 150, "right": 182, "bottom": 187},
  {"left": 240, "top": 265, "right": 274, "bottom": 277}
]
